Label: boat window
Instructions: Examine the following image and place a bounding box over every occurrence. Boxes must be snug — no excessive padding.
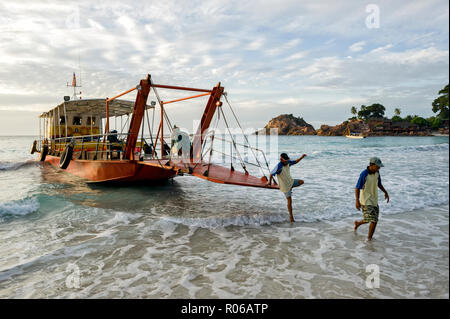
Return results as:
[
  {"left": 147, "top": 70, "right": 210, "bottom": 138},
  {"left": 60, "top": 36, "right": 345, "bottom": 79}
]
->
[
  {"left": 73, "top": 116, "right": 82, "bottom": 125},
  {"left": 87, "top": 116, "right": 96, "bottom": 125},
  {"left": 59, "top": 116, "right": 66, "bottom": 125}
]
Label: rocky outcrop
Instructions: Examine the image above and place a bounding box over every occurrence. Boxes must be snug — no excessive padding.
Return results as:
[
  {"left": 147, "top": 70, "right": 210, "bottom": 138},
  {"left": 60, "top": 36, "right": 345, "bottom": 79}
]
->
[
  {"left": 258, "top": 114, "right": 316, "bottom": 135},
  {"left": 317, "top": 119, "right": 368, "bottom": 136},
  {"left": 317, "top": 124, "right": 343, "bottom": 136},
  {"left": 259, "top": 115, "right": 439, "bottom": 137},
  {"left": 317, "top": 118, "right": 433, "bottom": 136}
]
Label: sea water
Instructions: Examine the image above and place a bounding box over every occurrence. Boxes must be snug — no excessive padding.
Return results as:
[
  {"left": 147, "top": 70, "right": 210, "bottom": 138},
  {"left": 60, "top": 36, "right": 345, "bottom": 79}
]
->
[{"left": 0, "top": 135, "right": 448, "bottom": 298}]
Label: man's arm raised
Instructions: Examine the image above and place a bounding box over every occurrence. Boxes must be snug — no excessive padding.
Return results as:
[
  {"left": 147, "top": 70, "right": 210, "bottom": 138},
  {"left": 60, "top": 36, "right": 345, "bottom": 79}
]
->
[{"left": 295, "top": 154, "right": 307, "bottom": 164}]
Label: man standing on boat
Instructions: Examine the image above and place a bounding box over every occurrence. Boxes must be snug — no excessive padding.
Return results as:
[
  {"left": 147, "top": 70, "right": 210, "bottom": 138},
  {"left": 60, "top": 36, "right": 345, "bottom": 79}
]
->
[
  {"left": 267, "top": 153, "right": 306, "bottom": 222},
  {"left": 354, "top": 157, "right": 390, "bottom": 241}
]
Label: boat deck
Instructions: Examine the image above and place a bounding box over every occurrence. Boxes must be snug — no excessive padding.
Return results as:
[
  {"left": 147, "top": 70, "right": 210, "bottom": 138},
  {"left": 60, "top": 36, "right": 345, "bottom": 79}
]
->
[
  {"left": 140, "top": 159, "right": 278, "bottom": 189},
  {"left": 44, "top": 155, "right": 278, "bottom": 189}
]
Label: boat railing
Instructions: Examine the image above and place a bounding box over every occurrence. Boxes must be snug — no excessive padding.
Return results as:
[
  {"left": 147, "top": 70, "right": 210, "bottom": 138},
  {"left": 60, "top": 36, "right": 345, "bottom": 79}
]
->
[
  {"left": 199, "top": 133, "right": 271, "bottom": 175},
  {"left": 35, "top": 130, "right": 272, "bottom": 174},
  {"left": 36, "top": 132, "right": 168, "bottom": 161}
]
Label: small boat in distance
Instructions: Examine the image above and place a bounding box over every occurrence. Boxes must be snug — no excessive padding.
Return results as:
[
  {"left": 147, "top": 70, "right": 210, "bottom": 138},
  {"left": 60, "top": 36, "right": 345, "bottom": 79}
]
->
[
  {"left": 344, "top": 123, "right": 367, "bottom": 139},
  {"left": 31, "top": 73, "right": 278, "bottom": 189},
  {"left": 345, "top": 132, "right": 366, "bottom": 139}
]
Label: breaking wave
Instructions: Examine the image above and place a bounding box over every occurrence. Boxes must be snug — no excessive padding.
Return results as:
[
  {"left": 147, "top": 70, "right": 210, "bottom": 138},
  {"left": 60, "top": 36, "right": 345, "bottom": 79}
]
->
[
  {"left": 0, "top": 160, "right": 37, "bottom": 171},
  {"left": 308, "top": 143, "right": 449, "bottom": 159},
  {"left": 162, "top": 212, "right": 294, "bottom": 228},
  {"left": 0, "top": 196, "right": 40, "bottom": 220}
]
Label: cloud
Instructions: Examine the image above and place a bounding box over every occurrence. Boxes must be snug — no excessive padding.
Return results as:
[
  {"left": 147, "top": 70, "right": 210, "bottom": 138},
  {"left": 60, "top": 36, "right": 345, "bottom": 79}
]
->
[
  {"left": 266, "top": 38, "right": 302, "bottom": 56},
  {"left": 246, "top": 38, "right": 265, "bottom": 50},
  {"left": 349, "top": 41, "right": 366, "bottom": 52},
  {"left": 284, "top": 52, "right": 308, "bottom": 61},
  {"left": 0, "top": 0, "right": 448, "bottom": 134}
]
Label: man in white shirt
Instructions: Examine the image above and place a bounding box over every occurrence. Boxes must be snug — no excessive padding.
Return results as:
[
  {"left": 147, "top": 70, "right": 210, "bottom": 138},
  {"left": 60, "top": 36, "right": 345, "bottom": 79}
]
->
[
  {"left": 354, "top": 157, "right": 390, "bottom": 240},
  {"left": 267, "top": 153, "right": 307, "bottom": 222}
]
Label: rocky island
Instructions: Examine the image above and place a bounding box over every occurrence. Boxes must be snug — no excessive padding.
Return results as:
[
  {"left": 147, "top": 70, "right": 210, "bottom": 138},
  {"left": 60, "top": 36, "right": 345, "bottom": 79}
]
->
[
  {"left": 257, "top": 114, "right": 316, "bottom": 135},
  {"left": 258, "top": 115, "right": 449, "bottom": 136},
  {"left": 258, "top": 87, "right": 449, "bottom": 136}
]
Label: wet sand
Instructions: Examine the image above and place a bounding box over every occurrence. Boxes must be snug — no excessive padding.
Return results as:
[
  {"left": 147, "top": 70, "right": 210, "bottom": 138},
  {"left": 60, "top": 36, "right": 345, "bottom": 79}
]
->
[{"left": 1, "top": 204, "right": 447, "bottom": 298}]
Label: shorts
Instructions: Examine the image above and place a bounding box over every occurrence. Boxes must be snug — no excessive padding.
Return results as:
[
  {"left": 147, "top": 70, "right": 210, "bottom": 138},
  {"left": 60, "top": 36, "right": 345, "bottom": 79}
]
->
[
  {"left": 362, "top": 205, "right": 379, "bottom": 223},
  {"left": 284, "top": 179, "right": 301, "bottom": 198}
]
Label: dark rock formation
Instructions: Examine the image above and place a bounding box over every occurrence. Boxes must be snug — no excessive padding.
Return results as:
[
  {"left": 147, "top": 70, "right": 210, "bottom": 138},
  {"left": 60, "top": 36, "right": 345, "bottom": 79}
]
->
[
  {"left": 258, "top": 114, "right": 316, "bottom": 135},
  {"left": 259, "top": 115, "right": 440, "bottom": 137},
  {"left": 317, "top": 119, "right": 369, "bottom": 136},
  {"left": 317, "top": 118, "right": 433, "bottom": 136}
]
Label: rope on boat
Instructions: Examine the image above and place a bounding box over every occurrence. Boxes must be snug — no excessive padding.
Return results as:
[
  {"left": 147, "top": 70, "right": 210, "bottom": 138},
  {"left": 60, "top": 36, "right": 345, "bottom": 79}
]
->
[
  {"left": 146, "top": 105, "right": 155, "bottom": 150},
  {"left": 149, "top": 77, "right": 173, "bottom": 134},
  {"left": 189, "top": 127, "right": 218, "bottom": 172},
  {"left": 146, "top": 76, "right": 176, "bottom": 169},
  {"left": 120, "top": 114, "right": 130, "bottom": 135},
  {"left": 203, "top": 106, "right": 223, "bottom": 176},
  {"left": 223, "top": 94, "right": 270, "bottom": 177},
  {"left": 141, "top": 80, "right": 270, "bottom": 178},
  {"left": 218, "top": 106, "right": 248, "bottom": 174}
]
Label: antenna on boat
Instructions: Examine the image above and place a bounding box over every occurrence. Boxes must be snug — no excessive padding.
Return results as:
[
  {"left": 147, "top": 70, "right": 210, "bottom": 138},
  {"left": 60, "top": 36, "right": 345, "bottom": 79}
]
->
[
  {"left": 65, "top": 52, "right": 83, "bottom": 100},
  {"left": 66, "top": 72, "right": 82, "bottom": 100},
  {"left": 78, "top": 54, "right": 82, "bottom": 88}
]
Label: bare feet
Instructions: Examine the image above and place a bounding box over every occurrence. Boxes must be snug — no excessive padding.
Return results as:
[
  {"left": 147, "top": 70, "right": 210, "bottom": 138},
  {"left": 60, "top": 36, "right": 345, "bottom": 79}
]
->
[{"left": 354, "top": 220, "right": 361, "bottom": 232}]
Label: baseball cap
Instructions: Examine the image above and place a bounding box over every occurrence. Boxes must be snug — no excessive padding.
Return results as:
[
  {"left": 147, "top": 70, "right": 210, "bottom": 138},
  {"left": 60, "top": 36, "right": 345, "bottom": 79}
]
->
[
  {"left": 370, "top": 157, "right": 384, "bottom": 167},
  {"left": 280, "top": 153, "right": 290, "bottom": 160}
]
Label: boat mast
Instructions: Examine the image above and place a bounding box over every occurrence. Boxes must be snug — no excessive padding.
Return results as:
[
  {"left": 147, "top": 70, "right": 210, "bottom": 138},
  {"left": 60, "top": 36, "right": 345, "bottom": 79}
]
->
[
  {"left": 123, "top": 75, "right": 152, "bottom": 160},
  {"left": 191, "top": 83, "right": 224, "bottom": 160},
  {"left": 67, "top": 72, "right": 82, "bottom": 100}
]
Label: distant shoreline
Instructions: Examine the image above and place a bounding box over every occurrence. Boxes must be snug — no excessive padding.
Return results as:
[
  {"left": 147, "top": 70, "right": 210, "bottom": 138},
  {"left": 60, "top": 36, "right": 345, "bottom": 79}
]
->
[{"left": 1, "top": 134, "right": 448, "bottom": 138}]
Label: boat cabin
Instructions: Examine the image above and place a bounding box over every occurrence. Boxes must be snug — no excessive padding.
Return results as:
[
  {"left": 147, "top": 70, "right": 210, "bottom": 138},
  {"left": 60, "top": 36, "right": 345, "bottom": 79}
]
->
[
  {"left": 38, "top": 98, "right": 155, "bottom": 160},
  {"left": 38, "top": 98, "right": 150, "bottom": 139}
]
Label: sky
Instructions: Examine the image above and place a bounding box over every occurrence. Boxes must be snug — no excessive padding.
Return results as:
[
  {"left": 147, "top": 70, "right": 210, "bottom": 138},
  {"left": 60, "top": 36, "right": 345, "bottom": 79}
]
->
[{"left": 0, "top": 0, "right": 448, "bottom": 135}]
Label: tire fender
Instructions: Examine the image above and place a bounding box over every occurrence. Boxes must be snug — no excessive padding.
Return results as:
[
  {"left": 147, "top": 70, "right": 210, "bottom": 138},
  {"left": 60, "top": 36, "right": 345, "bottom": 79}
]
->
[
  {"left": 59, "top": 145, "right": 73, "bottom": 169},
  {"left": 30, "top": 140, "right": 37, "bottom": 154},
  {"left": 39, "top": 145, "right": 48, "bottom": 161}
]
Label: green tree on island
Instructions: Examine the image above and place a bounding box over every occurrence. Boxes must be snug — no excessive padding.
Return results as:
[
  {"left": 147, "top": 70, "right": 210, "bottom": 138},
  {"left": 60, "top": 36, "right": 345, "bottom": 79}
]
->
[
  {"left": 349, "top": 106, "right": 358, "bottom": 120},
  {"left": 432, "top": 84, "right": 449, "bottom": 119},
  {"left": 428, "top": 117, "right": 443, "bottom": 129},
  {"left": 392, "top": 108, "right": 402, "bottom": 122},
  {"left": 343, "top": 85, "right": 448, "bottom": 131},
  {"left": 357, "top": 103, "right": 386, "bottom": 120},
  {"left": 411, "top": 116, "right": 428, "bottom": 127}
]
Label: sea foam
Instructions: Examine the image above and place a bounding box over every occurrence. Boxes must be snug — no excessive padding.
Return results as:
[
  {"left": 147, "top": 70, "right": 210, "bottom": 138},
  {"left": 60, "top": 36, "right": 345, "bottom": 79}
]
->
[
  {"left": 0, "top": 197, "right": 40, "bottom": 219},
  {"left": 0, "top": 160, "right": 36, "bottom": 171}
]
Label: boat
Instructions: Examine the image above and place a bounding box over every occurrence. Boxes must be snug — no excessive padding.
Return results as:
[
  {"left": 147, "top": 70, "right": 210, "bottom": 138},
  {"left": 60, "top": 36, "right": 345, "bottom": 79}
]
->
[
  {"left": 31, "top": 73, "right": 278, "bottom": 189},
  {"left": 344, "top": 124, "right": 367, "bottom": 139},
  {"left": 345, "top": 133, "right": 366, "bottom": 139}
]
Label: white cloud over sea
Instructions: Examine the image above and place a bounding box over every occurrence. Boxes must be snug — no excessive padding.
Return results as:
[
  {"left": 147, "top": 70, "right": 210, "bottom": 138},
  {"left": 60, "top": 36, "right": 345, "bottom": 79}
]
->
[{"left": 0, "top": 0, "right": 448, "bottom": 134}]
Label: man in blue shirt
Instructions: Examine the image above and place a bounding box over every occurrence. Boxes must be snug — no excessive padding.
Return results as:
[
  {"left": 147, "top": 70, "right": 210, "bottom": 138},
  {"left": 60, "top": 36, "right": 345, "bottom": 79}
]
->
[
  {"left": 267, "top": 152, "right": 307, "bottom": 222},
  {"left": 354, "top": 157, "right": 390, "bottom": 240}
]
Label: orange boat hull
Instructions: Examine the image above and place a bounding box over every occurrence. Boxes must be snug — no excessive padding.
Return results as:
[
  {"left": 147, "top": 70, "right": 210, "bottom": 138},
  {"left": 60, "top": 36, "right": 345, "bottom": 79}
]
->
[
  {"left": 44, "top": 155, "right": 177, "bottom": 183},
  {"left": 41, "top": 155, "right": 277, "bottom": 189}
]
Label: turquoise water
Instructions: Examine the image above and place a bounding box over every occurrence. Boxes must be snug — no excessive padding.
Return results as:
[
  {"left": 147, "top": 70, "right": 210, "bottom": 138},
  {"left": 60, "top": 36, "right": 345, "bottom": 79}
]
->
[{"left": 0, "top": 135, "right": 448, "bottom": 298}]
